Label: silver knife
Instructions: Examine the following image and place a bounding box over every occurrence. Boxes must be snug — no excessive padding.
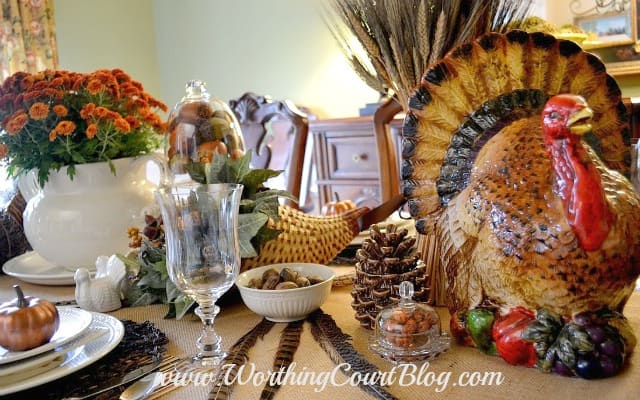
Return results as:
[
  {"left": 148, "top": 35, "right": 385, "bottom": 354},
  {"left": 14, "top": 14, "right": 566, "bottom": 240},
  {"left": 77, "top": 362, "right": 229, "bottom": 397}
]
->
[{"left": 62, "top": 357, "right": 162, "bottom": 400}]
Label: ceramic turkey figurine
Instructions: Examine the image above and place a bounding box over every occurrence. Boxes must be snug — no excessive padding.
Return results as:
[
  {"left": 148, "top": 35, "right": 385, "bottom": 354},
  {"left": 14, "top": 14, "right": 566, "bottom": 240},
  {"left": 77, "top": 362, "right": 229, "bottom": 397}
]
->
[
  {"left": 402, "top": 30, "right": 640, "bottom": 378},
  {"left": 74, "top": 255, "right": 127, "bottom": 312}
]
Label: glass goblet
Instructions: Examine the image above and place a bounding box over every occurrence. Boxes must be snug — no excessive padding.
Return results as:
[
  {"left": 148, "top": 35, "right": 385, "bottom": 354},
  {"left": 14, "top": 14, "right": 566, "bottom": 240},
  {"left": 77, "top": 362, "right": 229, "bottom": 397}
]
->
[{"left": 155, "top": 182, "right": 243, "bottom": 370}]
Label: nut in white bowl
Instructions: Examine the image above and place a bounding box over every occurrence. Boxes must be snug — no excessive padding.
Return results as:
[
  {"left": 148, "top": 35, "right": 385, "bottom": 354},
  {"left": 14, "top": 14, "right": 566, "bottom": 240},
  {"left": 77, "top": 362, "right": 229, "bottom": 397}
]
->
[{"left": 236, "top": 263, "right": 335, "bottom": 322}]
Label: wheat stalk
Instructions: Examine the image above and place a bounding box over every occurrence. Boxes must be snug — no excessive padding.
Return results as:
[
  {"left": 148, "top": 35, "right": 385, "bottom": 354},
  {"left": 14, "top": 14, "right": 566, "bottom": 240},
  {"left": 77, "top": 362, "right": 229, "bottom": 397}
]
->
[{"left": 324, "top": 0, "right": 534, "bottom": 108}]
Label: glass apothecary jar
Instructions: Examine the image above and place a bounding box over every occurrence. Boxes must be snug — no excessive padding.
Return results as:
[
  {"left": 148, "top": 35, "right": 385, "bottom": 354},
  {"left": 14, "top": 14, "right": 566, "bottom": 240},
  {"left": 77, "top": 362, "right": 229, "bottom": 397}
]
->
[
  {"left": 369, "top": 281, "right": 450, "bottom": 364},
  {"left": 165, "top": 80, "right": 245, "bottom": 182}
]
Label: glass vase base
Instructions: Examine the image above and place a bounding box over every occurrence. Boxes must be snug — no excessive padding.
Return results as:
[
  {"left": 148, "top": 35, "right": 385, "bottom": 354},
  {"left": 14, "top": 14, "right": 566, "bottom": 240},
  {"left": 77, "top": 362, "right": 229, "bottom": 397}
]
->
[{"left": 173, "top": 353, "right": 228, "bottom": 375}]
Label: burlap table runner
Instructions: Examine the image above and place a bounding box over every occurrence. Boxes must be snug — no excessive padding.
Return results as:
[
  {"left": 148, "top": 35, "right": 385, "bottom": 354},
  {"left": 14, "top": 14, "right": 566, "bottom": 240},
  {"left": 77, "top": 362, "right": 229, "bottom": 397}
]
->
[{"left": 1, "top": 274, "right": 639, "bottom": 399}]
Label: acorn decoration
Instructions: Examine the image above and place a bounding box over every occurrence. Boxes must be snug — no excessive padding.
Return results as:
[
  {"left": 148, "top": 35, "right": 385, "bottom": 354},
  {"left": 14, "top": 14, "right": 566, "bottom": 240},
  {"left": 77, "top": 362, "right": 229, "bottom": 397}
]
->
[{"left": 351, "top": 223, "right": 429, "bottom": 329}]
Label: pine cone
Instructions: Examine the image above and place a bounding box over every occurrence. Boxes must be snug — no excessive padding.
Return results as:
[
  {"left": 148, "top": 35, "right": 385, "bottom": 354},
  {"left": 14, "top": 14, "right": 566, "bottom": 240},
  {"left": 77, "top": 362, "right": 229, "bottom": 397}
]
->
[{"left": 351, "top": 223, "right": 429, "bottom": 329}]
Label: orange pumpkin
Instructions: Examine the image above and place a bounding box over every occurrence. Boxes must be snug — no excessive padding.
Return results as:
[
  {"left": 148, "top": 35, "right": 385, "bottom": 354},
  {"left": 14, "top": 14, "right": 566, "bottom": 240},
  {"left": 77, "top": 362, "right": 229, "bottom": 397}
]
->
[
  {"left": 322, "top": 194, "right": 357, "bottom": 216},
  {"left": 0, "top": 285, "right": 59, "bottom": 351}
]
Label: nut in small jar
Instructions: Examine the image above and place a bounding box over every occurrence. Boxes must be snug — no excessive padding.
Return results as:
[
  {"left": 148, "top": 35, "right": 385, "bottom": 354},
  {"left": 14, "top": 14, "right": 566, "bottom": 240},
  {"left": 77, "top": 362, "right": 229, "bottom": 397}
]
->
[
  {"left": 381, "top": 306, "right": 437, "bottom": 348},
  {"left": 370, "top": 281, "right": 450, "bottom": 363}
]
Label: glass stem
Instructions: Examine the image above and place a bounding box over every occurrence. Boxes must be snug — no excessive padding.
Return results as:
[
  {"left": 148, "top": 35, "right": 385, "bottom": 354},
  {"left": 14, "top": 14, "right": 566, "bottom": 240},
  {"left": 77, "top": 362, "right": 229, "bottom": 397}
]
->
[{"left": 195, "top": 302, "right": 224, "bottom": 360}]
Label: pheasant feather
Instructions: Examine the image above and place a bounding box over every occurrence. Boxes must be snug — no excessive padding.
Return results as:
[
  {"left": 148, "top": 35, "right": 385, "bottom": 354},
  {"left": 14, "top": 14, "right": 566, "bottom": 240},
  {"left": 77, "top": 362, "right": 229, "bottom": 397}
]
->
[
  {"left": 259, "top": 320, "right": 305, "bottom": 400},
  {"left": 209, "top": 318, "right": 276, "bottom": 400},
  {"left": 307, "top": 310, "right": 398, "bottom": 400}
]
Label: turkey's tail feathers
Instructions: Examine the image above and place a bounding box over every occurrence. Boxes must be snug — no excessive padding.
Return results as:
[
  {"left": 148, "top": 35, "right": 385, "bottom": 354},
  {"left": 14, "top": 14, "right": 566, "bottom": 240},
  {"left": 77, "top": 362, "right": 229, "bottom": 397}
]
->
[{"left": 402, "top": 30, "right": 629, "bottom": 232}]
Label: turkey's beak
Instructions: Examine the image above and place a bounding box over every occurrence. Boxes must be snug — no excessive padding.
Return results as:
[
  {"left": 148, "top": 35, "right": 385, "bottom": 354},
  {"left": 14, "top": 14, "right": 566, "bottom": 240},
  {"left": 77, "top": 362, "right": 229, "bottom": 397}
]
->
[{"left": 567, "top": 106, "right": 593, "bottom": 135}]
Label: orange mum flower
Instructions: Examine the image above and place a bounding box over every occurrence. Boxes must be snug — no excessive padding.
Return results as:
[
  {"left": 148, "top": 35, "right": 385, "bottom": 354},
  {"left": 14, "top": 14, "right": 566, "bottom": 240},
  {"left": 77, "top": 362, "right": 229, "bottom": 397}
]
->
[
  {"left": 54, "top": 120, "right": 76, "bottom": 136},
  {"left": 50, "top": 77, "right": 64, "bottom": 87},
  {"left": 112, "top": 68, "right": 129, "bottom": 80},
  {"left": 12, "top": 93, "right": 24, "bottom": 108},
  {"left": 94, "top": 106, "right": 111, "bottom": 119},
  {"left": 85, "top": 123, "right": 98, "bottom": 139},
  {"left": 114, "top": 118, "right": 131, "bottom": 134},
  {"left": 144, "top": 112, "right": 162, "bottom": 126},
  {"left": 80, "top": 103, "right": 96, "bottom": 119},
  {"left": 53, "top": 104, "right": 68, "bottom": 117},
  {"left": 121, "top": 83, "right": 140, "bottom": 97},
  {"left": 1, "top": 68, "right": 167, "bottom": 182},
  {"left": 125, "top": 115, "right": 140, "bottom": 129},
  {"left": 24, "top": 91, "right": 43, "bottom": 102},
  {"left": 29, "top": 102, "right": 50, "bottom": 120},
  {"left": 6, "top": 112, "right": 28, "bottom": 135},
  {"left": 19, "top": 75, "right": 35, "bottom": 90},
  {"left": 0, "top": 94, "right": 13, "bottom": 108},
  {"left": 43, "top": 88, "right": 60, "bottom": 98},
  {"left": 148, "top": 98, "right": 168, "bottom": 112},
  {"left": 86, "top": 79, "right": 104, "bottom": 94}
]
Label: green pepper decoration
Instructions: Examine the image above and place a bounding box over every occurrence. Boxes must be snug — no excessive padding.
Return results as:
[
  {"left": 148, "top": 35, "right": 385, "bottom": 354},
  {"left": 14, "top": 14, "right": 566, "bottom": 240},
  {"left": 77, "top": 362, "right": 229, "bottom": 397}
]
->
[{"left": 467, "top": 308, "right": 497, "bottom": 355}]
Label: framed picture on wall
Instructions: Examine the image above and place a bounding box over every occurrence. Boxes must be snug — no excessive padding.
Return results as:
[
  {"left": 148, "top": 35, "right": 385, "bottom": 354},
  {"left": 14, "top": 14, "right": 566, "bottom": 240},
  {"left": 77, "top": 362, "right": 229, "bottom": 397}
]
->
[
  {"left": 577, "top": 9, "right": 635, "bottom": 48},
  {"left": 575, "top": 0, "right": 640, "bottom": 77}
]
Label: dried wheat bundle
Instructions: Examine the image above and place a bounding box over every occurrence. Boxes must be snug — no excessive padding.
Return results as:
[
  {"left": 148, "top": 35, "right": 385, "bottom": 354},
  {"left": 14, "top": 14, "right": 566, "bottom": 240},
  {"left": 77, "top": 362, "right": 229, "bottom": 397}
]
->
[{"left": 323, "top": 0, "right": 534, "bottom": 107}]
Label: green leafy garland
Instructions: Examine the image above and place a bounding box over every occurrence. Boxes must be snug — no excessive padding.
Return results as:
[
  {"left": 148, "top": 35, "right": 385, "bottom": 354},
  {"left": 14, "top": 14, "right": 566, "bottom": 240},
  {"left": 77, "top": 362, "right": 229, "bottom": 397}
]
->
[{"left": 118, "top": 151, "right": 295, "bottom": 318}]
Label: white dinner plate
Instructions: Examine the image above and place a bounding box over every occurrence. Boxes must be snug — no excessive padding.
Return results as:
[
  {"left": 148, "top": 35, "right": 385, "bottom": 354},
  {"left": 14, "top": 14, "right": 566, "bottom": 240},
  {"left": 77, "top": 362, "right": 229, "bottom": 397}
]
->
[
  {"left": 0, "top": 311, "right": 124, "bottom": 395},
  {"left": 2, "top": 251, "right": 94, "bottom": 286},
  {"left": 0, "top": 307, "right": 93, "bottom": 364},
  {"left": 0, "top": 326, "right": 107, "bottom": 377}
]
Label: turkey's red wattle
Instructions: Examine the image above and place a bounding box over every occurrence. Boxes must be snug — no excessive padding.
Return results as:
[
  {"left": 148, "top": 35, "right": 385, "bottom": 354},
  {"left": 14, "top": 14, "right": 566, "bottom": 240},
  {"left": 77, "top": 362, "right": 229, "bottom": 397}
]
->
[{"left": 550, "top": 138, "right": 613, "bottom": 251}]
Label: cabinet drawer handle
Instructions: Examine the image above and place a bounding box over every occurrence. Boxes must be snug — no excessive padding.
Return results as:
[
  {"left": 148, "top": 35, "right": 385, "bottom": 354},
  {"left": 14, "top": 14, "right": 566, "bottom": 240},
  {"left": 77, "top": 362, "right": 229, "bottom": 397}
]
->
[{"left": 352, "top": 153, "right": 368, "bottom": 162}]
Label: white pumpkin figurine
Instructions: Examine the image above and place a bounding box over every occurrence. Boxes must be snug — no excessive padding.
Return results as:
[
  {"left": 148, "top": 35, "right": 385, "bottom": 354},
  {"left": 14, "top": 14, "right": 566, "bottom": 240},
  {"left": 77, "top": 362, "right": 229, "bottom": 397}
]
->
[{"left": 74, "top": 254, "right": 127, "bottom": 312}]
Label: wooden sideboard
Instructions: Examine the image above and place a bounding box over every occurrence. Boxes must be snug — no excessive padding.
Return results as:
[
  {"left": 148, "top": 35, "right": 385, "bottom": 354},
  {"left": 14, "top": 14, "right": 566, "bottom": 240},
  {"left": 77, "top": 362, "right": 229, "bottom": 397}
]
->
[{"left": 310, "top": 116, "right": 403, "bottom": 211}]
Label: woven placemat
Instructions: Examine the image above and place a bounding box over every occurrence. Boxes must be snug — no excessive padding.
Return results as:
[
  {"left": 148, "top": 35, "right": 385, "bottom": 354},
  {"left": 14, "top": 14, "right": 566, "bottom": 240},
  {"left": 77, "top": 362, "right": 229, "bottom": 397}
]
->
[{"left": 4, "top": 319, "right": 168, "bottom": 400}]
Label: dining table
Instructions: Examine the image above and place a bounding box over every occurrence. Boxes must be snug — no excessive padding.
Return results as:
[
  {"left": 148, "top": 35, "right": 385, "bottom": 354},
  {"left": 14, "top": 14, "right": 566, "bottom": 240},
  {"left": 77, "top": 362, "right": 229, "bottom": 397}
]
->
[{"left": 1, "top": 264, "right": 639, "bottom": 400}]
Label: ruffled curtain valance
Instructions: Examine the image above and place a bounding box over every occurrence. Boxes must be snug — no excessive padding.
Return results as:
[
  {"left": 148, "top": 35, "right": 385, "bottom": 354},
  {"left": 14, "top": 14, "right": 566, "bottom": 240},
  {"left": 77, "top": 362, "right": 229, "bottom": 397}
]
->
[{"left": 0, "top": 0, "right": 58, "bottom": 81}]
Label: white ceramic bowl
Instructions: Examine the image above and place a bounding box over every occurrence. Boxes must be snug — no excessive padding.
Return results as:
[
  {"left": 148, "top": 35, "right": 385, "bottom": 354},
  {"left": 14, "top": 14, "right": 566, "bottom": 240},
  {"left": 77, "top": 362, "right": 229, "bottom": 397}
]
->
[{"left": 236, "top": 263, "right": 335, "bottom": 322}]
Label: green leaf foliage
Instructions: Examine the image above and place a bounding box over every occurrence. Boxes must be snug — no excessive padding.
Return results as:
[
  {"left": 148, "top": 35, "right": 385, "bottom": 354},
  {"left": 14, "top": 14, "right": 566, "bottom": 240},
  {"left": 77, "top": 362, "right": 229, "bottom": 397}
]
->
[
  {"left": 238, "top": 213, "right": 269, "bottom": 258},
  {"left": 120, "top": 150, "right": 294, "bottom": 317}
]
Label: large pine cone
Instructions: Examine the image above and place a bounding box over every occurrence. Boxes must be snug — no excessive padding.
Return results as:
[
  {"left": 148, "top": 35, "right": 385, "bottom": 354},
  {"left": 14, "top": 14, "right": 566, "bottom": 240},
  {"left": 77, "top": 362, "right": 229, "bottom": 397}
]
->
[{"left": 351, "top": 223, "right": 429, "bottom": 329}]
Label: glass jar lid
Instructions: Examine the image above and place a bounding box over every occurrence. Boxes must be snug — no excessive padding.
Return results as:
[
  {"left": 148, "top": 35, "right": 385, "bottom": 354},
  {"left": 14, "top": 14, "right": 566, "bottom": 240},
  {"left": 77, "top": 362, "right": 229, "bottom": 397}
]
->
[
  {"left": 369, "top": 281, "right": 450, "bottom": 364},
  {"left": 165, "top": 80, "right": 245, "bottom": 182}
]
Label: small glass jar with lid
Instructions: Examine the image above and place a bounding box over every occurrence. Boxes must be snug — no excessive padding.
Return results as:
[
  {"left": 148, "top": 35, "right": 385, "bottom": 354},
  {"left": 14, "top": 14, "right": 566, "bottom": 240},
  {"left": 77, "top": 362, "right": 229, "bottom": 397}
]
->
[
  {"left": 165, "top": 80, "right": 245, "bottom": 182},
  {"left": 369, "top": 281, "right": 450, "bottom": 363}
]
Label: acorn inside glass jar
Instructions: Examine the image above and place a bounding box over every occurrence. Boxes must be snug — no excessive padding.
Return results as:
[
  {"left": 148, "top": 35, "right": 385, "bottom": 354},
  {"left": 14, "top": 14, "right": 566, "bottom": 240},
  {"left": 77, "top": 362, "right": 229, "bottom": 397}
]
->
[{"left": 165, "top": 80, "right": 246, "bottom": 182}]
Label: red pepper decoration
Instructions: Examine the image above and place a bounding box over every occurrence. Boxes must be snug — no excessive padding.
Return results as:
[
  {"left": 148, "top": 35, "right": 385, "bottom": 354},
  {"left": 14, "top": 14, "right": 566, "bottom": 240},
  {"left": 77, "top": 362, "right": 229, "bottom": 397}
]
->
[{"left": 492, "top": 307, "right": 537, "bottom": 366}]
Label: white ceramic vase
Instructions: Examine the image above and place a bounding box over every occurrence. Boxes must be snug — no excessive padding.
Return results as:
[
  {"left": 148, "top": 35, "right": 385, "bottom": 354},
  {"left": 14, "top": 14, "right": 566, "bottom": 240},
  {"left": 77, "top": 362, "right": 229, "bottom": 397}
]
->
[{"left": 18, "top": 156, "right": 163, "bottom": 267}]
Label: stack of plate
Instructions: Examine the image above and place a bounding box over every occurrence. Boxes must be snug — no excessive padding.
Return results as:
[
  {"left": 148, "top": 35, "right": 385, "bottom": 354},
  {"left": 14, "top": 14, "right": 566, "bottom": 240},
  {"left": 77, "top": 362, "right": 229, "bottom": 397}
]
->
[
  {"left": 2, "top": 251, "right": 93, "bottom": 286},
  {"left": 0, "top": 307, "right": 124, "bottom": 395}
]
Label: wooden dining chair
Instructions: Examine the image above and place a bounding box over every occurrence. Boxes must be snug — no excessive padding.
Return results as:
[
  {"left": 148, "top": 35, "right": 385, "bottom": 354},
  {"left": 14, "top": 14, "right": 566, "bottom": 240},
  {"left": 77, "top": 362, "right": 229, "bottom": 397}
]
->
[
  {"left": 228, "top": 92, "right": 310, "bottom": 209},
  {"left": 373, "top": 97, "right": 404, "bottom": 203}
]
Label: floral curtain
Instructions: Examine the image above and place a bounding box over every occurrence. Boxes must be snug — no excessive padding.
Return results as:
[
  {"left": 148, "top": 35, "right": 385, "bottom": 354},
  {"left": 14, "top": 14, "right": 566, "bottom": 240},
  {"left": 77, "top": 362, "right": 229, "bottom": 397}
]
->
[{"left": 0, "top": 0, "right": 58, "bottom": 81}]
